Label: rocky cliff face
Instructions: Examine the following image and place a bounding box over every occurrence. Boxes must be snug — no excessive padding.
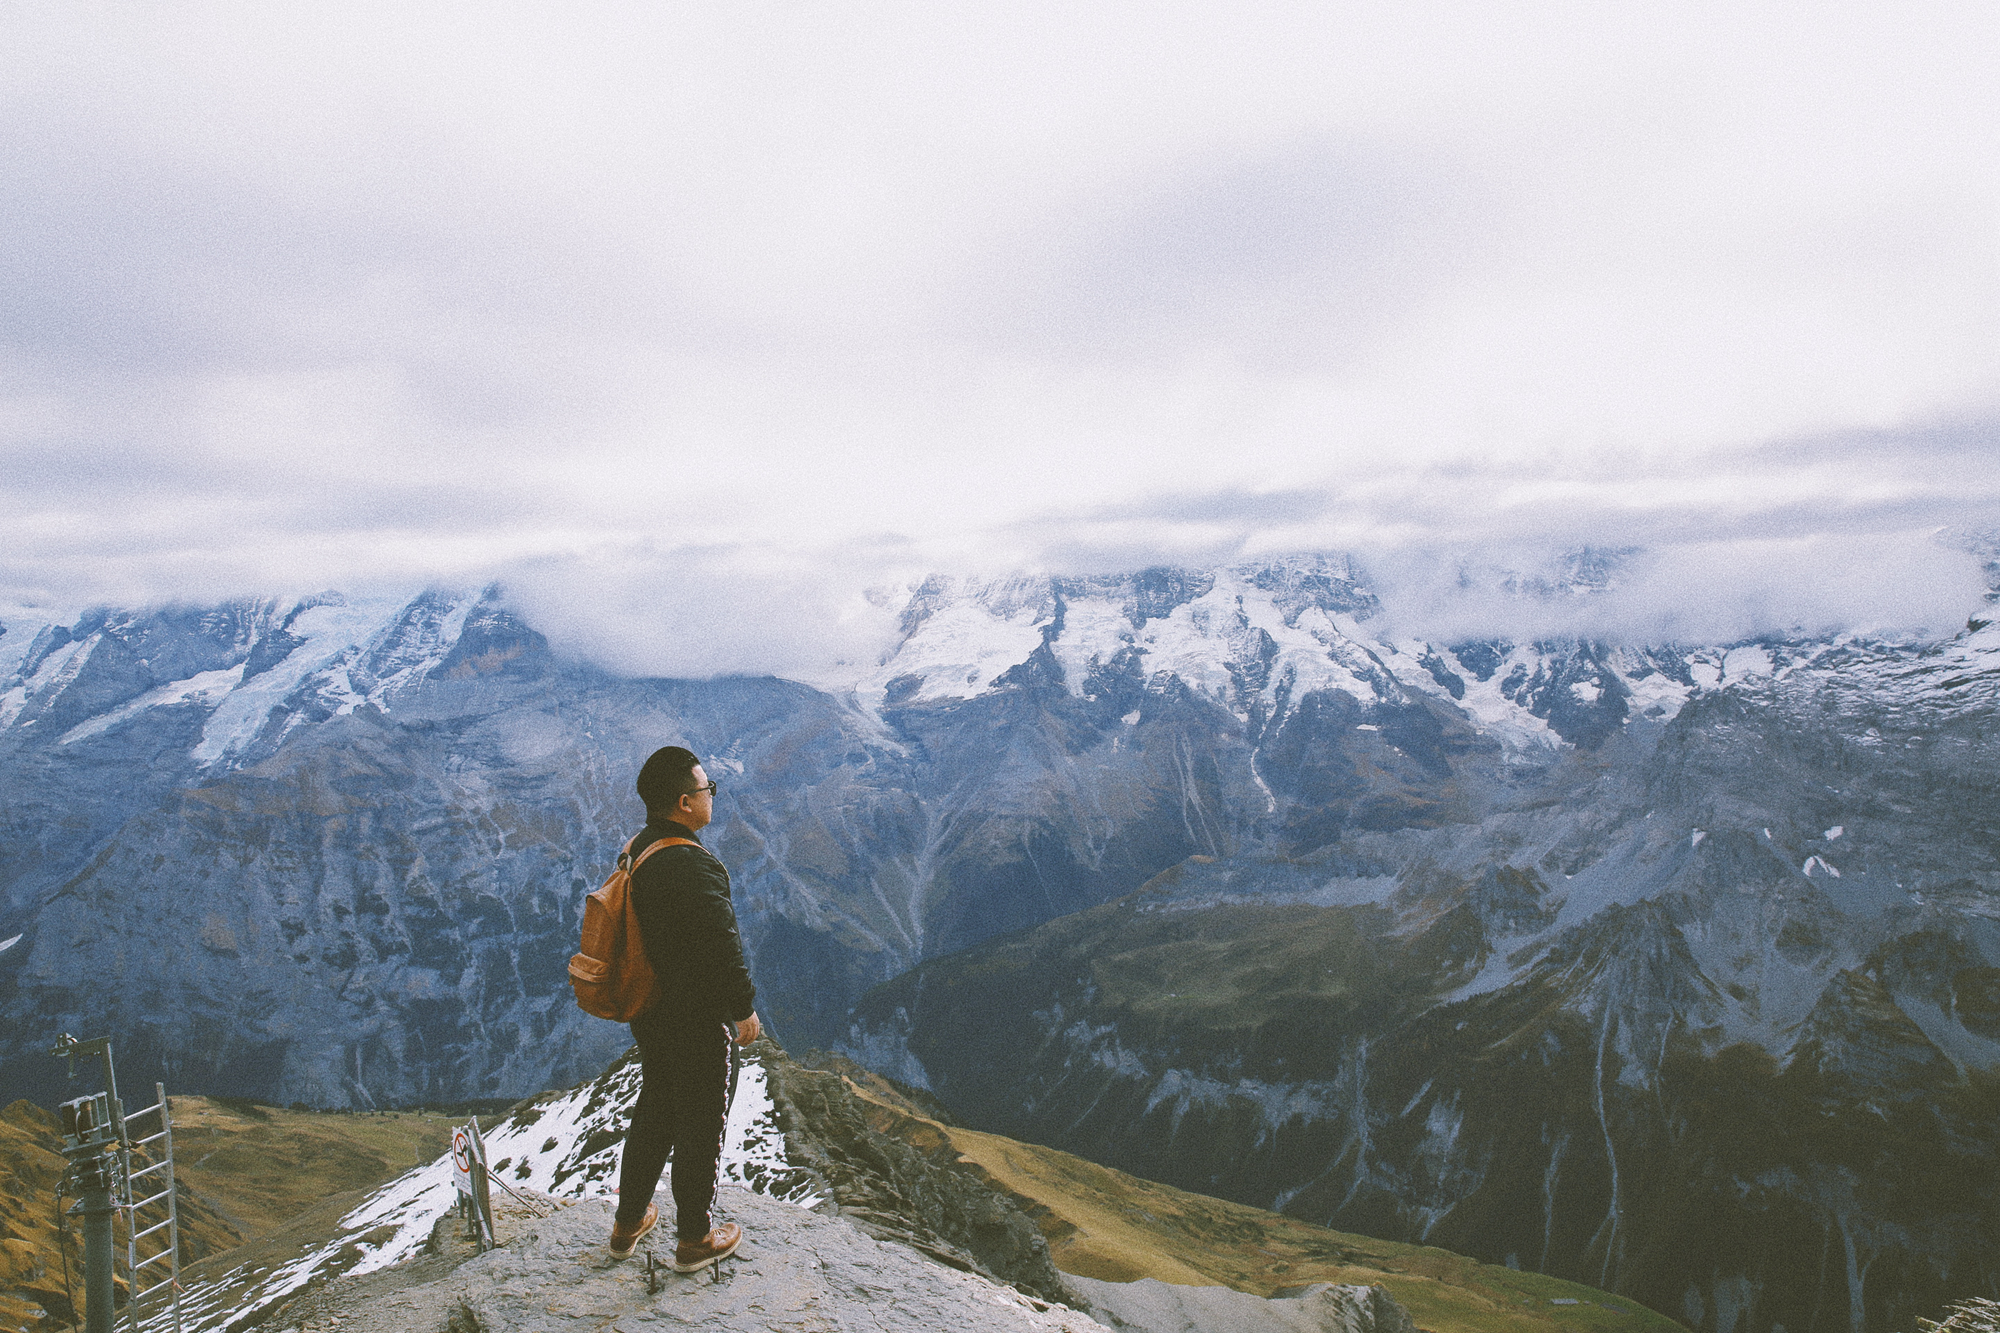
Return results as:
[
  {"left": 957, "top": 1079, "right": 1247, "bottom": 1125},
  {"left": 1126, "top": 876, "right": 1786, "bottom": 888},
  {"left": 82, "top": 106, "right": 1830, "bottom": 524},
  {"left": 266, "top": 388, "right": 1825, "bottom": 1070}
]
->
[
  {"left": 0, "top": 586, "right": 1093, "bottom": 1105},
  {"left": 848, "top": 600, "right": 2000, "bottom": 1333},
  {"left": 2, "top": 553, "right": 1996, "bottom": 1333}
]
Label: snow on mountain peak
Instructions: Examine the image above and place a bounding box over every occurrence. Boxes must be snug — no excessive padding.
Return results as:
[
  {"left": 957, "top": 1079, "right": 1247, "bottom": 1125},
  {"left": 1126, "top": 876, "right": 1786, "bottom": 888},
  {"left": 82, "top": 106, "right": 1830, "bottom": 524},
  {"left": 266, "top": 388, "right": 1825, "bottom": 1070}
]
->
[
  {"left": 9, "top": 552, "right": 1999, "bottom": 776},
  {"left": 858, "top": 560, "right": 1389, "bottom": 714},
  {"left": 0, "top": 587, "right": 485, "bottom": 771}
]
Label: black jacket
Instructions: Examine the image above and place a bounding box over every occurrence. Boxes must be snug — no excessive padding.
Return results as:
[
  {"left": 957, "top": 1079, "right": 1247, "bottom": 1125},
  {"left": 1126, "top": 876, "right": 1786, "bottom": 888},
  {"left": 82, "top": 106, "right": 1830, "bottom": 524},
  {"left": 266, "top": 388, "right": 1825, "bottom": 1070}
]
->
[{"left": 627, "top": 820, "right": 757, "bottom": 1024}]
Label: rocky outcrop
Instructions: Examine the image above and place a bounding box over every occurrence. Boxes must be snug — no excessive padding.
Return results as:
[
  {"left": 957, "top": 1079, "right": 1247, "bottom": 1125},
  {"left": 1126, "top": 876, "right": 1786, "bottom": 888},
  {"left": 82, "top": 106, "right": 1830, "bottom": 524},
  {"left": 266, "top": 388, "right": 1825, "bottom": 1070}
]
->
[
  {"left": 282, "top": 1188, "right": 1107, "bottom": 1333},
  {"left": 277, "top": 1190, "right": 1424, "bottom": 1333},
  {"left": 157, "top": 1040, "right": 1431, "bottom": 1333},
  {"left": 1069, "top": 1275, "right": 1415, "bottom": 1333},
  {"left": 761, "top": 1051, "right": 1071, "bottom": 1305}
]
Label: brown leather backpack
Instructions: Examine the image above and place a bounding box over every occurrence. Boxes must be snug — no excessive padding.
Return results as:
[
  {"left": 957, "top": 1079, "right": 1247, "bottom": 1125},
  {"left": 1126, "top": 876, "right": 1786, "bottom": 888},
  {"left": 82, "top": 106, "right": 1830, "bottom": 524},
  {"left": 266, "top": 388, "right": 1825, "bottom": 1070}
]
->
[{"left": 568, "top": 835, "right": 695, "bottom": 1021}]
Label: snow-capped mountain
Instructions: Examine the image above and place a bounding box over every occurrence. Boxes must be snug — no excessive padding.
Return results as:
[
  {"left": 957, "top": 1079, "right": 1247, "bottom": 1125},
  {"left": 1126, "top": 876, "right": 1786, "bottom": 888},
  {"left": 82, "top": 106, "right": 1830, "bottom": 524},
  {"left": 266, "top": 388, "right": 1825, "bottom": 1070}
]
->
[
  {"left": 1, "top": 552, "right": 1995, "bottom": 1333},
  {"left": 846, "top": 569, "right": 2000, "bottom": 1333}
]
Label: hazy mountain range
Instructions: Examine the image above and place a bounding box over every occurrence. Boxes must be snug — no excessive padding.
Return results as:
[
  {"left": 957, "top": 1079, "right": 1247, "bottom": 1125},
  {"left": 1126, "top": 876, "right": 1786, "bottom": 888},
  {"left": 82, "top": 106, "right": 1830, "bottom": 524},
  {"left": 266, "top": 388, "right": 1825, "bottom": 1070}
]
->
[{"left": 1, "top": 549, "right": 1995, "bottom": 1333}]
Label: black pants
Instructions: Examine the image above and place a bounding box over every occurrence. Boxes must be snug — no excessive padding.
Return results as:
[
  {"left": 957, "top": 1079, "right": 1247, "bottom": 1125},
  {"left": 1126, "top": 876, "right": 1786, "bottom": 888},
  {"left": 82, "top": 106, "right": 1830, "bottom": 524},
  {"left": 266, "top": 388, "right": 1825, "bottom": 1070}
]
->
[{"left": 614, "top": 1008, "right": 738, "bottom": 1241}]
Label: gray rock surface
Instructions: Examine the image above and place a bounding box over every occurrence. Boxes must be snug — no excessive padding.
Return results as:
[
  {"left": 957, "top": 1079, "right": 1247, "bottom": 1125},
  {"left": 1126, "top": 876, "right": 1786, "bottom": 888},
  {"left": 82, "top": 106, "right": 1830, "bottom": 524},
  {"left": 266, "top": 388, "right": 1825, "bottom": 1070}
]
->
[
  {"left": 166, "top": 1042, "right": 1088, "bottom": 1332},
  {"left": 763, "top": 1052, "right": 1071, "bottom": 1304},
  {"left": 284, "top": 1187, "right": 1108, "bottom": 1333},
  {"left": 1067, "top": 1275, "right": 1415, "bottom": 1333}
]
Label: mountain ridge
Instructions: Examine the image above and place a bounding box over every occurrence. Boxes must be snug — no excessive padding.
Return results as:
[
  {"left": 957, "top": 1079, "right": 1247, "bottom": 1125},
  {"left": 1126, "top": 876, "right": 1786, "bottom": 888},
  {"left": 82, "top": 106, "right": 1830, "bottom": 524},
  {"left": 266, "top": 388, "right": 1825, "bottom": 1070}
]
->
[{"left": 2, "top": 550, "right": 1995, "bottom": 1332}]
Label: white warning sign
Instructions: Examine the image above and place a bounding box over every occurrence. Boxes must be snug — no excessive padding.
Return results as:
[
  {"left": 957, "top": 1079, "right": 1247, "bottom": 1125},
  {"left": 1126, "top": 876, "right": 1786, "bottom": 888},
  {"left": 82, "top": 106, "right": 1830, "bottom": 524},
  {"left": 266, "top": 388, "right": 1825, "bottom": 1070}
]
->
[
  {"left": 452, "top": 1119, "right": 496, "bottom": 1247},
  {"left": 451, "top": 1124, "right": 476, "bottom": 1198}
]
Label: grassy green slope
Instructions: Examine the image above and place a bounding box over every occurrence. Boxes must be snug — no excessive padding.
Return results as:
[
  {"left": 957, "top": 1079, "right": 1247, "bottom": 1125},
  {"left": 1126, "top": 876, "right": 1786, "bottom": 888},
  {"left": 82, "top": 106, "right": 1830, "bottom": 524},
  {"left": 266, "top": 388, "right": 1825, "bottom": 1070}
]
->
[{"left": 824, "top": 1063, "right": 1685, "bottom": 1333}]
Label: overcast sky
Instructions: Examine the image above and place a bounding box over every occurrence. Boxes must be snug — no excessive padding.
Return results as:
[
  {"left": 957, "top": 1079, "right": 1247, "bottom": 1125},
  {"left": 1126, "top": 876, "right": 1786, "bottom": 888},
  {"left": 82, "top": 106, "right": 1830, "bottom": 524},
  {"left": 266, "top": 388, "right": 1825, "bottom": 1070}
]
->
[{"left": 3, "top": 2, "right": 1997, "bottom": 669}]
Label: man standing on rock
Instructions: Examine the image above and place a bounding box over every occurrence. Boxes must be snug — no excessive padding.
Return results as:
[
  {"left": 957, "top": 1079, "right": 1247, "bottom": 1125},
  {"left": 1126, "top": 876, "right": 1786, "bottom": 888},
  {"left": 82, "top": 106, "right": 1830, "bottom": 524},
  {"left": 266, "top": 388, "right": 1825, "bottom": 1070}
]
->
[{"left": 608, "top": 745, "right": 761, "bottom": 1270}]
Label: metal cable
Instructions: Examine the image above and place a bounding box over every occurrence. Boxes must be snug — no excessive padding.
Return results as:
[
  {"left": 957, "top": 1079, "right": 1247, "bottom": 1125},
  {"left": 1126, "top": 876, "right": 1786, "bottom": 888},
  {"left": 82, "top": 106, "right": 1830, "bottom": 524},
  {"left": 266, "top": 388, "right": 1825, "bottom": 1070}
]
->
[
  {"left": 53, "top": 1170, "right": 80, "bottom": 1333},
  {"left": 487, "top": 1171, "right": 552, "bottom": 1217}
]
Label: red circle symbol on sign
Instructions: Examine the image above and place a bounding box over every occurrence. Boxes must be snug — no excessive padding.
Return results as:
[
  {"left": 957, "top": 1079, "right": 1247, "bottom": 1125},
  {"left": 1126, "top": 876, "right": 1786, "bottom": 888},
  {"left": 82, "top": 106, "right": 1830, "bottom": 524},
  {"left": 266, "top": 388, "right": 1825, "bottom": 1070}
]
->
[{"left": 451, "top": 1127, "right": 473, "bottom": 1174}]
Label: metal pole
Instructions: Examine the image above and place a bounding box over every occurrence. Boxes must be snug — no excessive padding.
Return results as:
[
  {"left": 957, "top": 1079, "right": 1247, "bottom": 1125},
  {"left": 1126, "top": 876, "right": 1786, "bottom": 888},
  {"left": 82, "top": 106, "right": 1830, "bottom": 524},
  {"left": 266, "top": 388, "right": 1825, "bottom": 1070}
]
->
[
  {"left": 50, "top": 1036, "right": 125, "bottom": 1333},
  {"left": 468, "top": 1119, "right": 495, "bottom": 1249},
  {"left": 75, "top": 1152, "right": 118, "bottom": 1333}
]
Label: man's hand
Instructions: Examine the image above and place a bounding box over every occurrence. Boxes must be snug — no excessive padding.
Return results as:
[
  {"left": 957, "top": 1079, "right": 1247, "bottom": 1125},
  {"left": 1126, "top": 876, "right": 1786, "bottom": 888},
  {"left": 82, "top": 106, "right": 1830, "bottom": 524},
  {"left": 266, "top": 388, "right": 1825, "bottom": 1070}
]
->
[{"left": 732, "top": 1012, "right": 761, "bottom": 1046}]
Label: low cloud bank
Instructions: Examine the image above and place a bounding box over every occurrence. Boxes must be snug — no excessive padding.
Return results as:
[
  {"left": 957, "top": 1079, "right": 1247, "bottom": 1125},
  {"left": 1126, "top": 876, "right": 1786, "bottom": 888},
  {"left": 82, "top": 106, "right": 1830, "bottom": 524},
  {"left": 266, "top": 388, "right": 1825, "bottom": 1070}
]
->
[
  {"left": 3, "top": 520, "right": 1988, "bottom": 687},
  {"left": 488, "top": 523, "right": 1993, "bottom": 684},
  {"left": 497, "top": 545, "right": 909, "bottom": 684},
  {"left": 1361, "top": 531, "right": 1991, "bottom": 647}
]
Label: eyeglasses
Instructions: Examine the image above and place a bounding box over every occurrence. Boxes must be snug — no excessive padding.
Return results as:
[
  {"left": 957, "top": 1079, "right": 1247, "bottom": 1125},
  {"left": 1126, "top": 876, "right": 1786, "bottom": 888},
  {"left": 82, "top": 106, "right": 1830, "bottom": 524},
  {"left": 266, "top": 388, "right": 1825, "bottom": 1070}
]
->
[{"left": 686, "top": 780, "right": 719, "bottom": 799}]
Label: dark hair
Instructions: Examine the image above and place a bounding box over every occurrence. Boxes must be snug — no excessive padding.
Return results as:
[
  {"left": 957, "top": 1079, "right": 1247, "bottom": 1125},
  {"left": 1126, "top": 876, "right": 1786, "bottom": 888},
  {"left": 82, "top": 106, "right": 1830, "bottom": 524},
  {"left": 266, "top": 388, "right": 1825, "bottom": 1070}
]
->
[{"left": 636, "top": 746, "right": 702, "bottom": 813}]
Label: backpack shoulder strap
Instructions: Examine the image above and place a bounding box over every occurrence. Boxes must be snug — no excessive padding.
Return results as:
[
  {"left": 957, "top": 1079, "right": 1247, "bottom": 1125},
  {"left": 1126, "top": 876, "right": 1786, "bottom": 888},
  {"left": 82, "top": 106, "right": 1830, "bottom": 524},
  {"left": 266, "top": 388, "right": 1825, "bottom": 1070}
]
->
[{"left": 628, "top": 836, "right": 698, "bottom": 872}]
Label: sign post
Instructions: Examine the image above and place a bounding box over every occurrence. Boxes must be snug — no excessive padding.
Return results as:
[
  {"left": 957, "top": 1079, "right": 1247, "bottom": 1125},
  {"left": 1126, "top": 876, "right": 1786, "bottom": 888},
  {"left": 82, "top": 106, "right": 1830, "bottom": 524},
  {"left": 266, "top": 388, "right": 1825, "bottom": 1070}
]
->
[
  {"left": 468, "top": 1119, "right": 495, "bottom": 1249},
  {"left": 450, "top": 1122, "right": 495, "bottom": 1250}
]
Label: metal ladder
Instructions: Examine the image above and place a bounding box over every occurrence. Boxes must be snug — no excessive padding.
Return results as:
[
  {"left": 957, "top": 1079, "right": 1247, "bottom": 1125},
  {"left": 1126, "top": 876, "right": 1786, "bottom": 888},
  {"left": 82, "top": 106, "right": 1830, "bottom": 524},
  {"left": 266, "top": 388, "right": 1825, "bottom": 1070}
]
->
[
  {"left": 117, "top": 1083, "right": 182, "bottom": 1333},
  {"left": 48, "top": 1035, "right": 183, "bottom": 1333}
]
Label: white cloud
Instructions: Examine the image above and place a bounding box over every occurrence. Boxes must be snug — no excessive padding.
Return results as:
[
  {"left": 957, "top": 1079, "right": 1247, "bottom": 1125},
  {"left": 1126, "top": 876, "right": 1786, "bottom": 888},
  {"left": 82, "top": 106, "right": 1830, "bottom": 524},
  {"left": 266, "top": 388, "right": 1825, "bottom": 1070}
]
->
[
  {"left": 1364, "top": 532, "right": 1991, "bottom": 646},
  {"left": 498, "top": 543, "right": 909, "bottom": 683},
  {"left": 0, "top": 0, "right": 1995, "bottom": 638}
]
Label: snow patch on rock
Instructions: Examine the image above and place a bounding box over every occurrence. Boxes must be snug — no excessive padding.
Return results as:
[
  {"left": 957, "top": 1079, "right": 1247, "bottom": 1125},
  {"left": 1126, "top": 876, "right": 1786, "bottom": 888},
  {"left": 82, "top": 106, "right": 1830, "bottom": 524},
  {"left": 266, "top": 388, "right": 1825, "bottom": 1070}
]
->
[{"left": 165, "top": 1050, "right": 815, "bottom": 1333}]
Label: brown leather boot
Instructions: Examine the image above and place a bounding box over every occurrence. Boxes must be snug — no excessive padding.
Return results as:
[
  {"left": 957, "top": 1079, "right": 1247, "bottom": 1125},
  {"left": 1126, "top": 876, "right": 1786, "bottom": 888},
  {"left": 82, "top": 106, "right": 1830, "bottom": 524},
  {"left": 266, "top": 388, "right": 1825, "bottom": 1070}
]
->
[
  {"left": 672, "top": 1220, "right": 742, "bottom": 1272},
  {"left": 607, "top": 1201, "right": 658, "bottom": 1259}
]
